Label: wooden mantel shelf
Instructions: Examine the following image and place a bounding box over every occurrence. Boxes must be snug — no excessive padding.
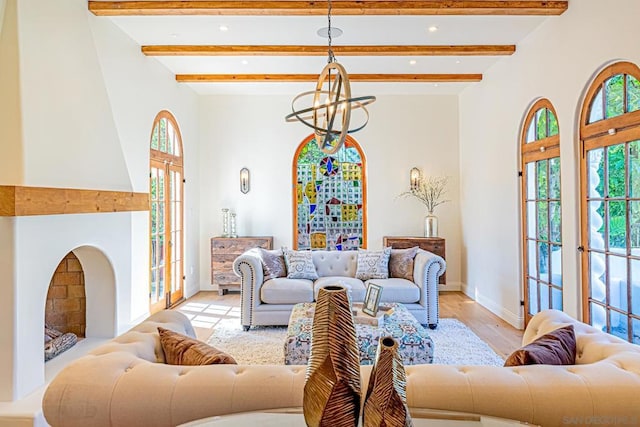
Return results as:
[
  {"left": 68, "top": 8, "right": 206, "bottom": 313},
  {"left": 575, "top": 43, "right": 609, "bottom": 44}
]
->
[{"left": 0, "top": 185, "right": 149, "bottom": 217}]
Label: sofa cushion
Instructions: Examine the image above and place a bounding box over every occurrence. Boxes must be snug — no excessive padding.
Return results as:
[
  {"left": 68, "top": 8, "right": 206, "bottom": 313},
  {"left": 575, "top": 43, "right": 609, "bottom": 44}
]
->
[
  {"left": 314, "top": 277, "right": 367, "bottom": 302},
  {"left": 389, "top": 246, "right": 419, "bottom": 281},
  {"left": 312, "top": 250, "right": 358, "bottom": 278},
  {"left": 366, "top": 278, "right": 420, "bottom": 304},
  {"left": 258, "top": 248, "right": 286, "bottom": 280},
  {"left": 261, "top": 278, "right": 314, "bottom": 304},
  {"left": 356, "top": 247, "right": 391, "bottom": 280},
  {"left": 283, "top": 249, "right": 319, "bottom": 280},
  {"left": 504, "top": 325, "right": 576, "bottom": 367},
  {"left": 158, "top": 327, "right": 237, "bottom": 365}
]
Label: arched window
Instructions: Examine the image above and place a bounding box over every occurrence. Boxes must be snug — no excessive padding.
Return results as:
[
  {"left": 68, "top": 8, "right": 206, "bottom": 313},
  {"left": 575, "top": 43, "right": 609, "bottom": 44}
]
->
[
  {"left": 149, "top": 111, "right": 184, "bottom": 313},
  {"left": 293, "top": 134, "right": 367, "bottom": 250},
  {"left": 580, "top": 61, "right": 640, "bottom": 344},
  {"left": 521, "top": 99, "right": 562, "bottom": 325}
]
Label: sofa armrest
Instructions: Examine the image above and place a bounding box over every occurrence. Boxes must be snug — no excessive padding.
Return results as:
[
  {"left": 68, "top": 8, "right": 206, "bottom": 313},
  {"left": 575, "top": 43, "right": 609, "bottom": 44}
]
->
[
  {"left": 233, "top": 248, "right": 266, "bottom": 329},
  {"left": 413, "top": 249, "right": 446, "bottom": 328}
]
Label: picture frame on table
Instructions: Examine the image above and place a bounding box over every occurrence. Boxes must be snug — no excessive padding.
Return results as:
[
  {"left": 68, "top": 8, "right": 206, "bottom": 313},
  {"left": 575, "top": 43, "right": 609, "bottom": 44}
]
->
[{"left": 362, "top": 282, "right": 383, "bottom": 317}]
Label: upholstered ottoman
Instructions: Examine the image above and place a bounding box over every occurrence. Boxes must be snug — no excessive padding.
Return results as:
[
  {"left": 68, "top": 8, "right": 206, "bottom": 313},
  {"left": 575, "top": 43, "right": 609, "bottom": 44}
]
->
[{"left": 284, "top": 302, "right": 434, "bottom": 365}]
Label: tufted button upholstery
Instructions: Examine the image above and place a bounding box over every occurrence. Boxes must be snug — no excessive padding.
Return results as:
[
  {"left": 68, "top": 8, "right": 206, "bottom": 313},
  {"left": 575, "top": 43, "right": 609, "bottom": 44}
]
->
[
  {"left": 312, "top": 250, "right": 358, "bottom": 278},
  {"left": 43, "top": 309, "right": 640, "bottom": 427}
]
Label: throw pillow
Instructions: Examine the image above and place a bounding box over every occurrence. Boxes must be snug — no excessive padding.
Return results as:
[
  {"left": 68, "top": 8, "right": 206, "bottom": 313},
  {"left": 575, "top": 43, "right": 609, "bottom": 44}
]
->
[
  {"left": 504, "top": 325, "right": 576, "bottom": 367},
  {"left": 389, "top": 246, "right": 419, "bottom": 281},
  {"left": 356, "top": 247, "right": 392, "bottom": 280},
  {"left": 283, "top": 249, "right": 319, "bottom": 280},
  {"left": 158, "top": 327, "right": 237, "bottom": 366},
  {"left": 258, "top": 248, "right": 286, "bottom": 280}
]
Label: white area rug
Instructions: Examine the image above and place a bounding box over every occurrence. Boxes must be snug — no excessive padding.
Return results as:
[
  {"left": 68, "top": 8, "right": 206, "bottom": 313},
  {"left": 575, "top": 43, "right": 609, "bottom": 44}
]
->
[{"left": 208, "top": 318, "right": 505, "bottom": 366}]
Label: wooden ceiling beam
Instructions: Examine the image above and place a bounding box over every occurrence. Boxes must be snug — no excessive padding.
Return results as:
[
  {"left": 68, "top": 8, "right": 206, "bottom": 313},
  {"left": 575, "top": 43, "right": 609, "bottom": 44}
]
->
[
  {"left": 142, "top": 44, "right": 516, "bottom": 56},
  {"left": 176, "top": 73, "right": 483, "bottom": 82},
  {"left": 89, "top": 1, "right": 568, "bottom": 16},
  {"left": 0, "top": 186, "right": 149, "bottom": 217}
]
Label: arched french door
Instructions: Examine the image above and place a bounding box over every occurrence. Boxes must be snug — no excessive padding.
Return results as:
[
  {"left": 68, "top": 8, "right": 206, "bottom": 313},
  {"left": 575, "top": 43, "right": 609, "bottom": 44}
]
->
[
  {"left": 580, "top": 61, "right": 640, "bottom": 343},
  {"left": 149, "top": 111, "right": 184, "bottom": 313},
  {"left": 520, "top": 99, "right": 563, "bottom": 325}
]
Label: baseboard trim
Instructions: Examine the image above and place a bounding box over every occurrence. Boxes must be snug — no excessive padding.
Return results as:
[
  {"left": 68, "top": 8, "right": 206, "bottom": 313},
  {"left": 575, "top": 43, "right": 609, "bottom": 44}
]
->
[
  {"left": 460, "top": 283, "right": 524, "bottom": 329},
  {"left": 439, "top": 281, "right": 461, "bottom": 291}
]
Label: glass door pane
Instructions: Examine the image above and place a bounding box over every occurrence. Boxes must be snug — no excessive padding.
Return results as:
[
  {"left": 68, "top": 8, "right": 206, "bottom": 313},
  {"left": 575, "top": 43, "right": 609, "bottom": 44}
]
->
[
  {"left": 523, "top": 153, "right": 563, "bottom": 320},
  {"left": 150, "top": 163, "right": 165, "bottom": 311},
  {"left": 168, "top": 168, "right": 184, "bottom": 305}
]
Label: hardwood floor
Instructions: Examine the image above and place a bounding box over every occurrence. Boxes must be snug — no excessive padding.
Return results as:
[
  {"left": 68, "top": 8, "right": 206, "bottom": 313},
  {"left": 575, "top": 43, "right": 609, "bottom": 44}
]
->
[
  {"left": 174, "top": 290, "right": 523, "bottom": 359},
  {"left": 439, "top": 292, "right": 523, "bottom": 359}
]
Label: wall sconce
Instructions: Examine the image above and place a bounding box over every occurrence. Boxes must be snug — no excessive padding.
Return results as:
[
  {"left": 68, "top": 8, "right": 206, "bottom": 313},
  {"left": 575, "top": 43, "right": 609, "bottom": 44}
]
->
[
  {"left": 240, "top": 167, "right": 250, "bottom": 194},
  {"left": 410, "top": 167, "right": 421, "bottom": 191}
]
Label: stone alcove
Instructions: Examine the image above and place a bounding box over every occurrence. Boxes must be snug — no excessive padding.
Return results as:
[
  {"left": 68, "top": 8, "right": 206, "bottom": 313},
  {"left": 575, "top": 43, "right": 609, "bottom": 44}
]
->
[{"left": 45, "top": 251, "right": 86, "bottom": 339}]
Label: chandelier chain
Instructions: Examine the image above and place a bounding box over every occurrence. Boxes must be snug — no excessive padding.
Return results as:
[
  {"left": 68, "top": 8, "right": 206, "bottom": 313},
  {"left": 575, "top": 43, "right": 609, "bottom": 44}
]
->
[{"left": 327, "top": 0, "right": 335, "bottom": 63}]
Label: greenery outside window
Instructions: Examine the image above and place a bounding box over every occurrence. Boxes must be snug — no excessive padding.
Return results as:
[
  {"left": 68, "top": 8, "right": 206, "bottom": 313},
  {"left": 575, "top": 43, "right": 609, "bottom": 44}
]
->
[
  {"left": 521, "top": 99, "right": 562, "bottom": 325},
  {"left": 580, "top": 61, "right": 640, "bottom": 344},
  {"left": 150, "top": 111, "right": 184, "bottom": 313}
]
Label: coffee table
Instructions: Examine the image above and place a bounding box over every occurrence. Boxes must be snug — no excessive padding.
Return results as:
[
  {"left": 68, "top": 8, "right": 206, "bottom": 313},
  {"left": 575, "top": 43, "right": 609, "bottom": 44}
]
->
[
  {"left": 180, "top": 408, "right": 539, "bottom": 426},
  {"left": 284, "top": 302, "right": 434, "bottom": 365}
]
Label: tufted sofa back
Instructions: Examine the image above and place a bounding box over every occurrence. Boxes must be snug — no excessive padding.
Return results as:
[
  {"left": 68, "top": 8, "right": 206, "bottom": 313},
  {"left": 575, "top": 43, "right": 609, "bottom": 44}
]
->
[
  {"left": 522, "top": 309, "right": 640, "bottom": 365},
  {"left": 311, "top": 250, "right": 358, "bottom": 278}
]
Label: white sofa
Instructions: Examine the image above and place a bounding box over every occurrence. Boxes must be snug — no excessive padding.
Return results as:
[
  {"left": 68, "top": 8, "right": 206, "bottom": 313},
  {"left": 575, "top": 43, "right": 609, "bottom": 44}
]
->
[
  {"left": 232, "top": 248, "right": 446, "bottom": 330},
  {"left": 42, "top": 309, "right": 640, "bottom": 427}
]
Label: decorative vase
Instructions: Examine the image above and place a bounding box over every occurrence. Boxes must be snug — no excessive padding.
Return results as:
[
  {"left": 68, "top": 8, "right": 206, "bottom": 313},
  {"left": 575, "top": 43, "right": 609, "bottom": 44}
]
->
[
  {"left": 424, "top": 213, "right": 438, "bottom": 237},
  {"left": 229, "top": 213, "right": 238, "bottom": 238},
  {"left": 303, "top": 285, "right": 361, "bottom": 427},
  {"left": 221, "top": 208, "right": 230, "bottom": 237},
  {"left": 363, "top": 336, "right": 413, "bottom": 427}
]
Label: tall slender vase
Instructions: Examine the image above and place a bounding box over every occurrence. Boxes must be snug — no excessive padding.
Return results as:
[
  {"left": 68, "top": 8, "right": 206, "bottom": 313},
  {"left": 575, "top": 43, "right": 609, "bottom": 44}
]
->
[
  {"left": 221, "top": 208, "right": 230, "bottom": 237},
  {"left": 303, "top": 285, "right": 361, "bottom": 427},
  {"left": 424, "top": 213, "right": 438, "bottom": 238},
  {"left": 363, "top": 336, "right": 413, "bottom": 427},
  {"left": 229, "top": 213, "right": 238, "bottom": 238}
]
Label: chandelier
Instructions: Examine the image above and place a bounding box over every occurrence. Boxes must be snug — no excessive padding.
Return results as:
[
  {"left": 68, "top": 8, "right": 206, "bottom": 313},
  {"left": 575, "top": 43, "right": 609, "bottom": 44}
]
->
[{"left": 285, "top": 0, "right": 376, "bottom": 155}]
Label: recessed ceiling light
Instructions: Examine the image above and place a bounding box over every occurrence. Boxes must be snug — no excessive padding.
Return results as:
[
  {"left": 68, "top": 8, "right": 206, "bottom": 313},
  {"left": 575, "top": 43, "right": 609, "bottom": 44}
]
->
[
  {"left": 219, "top": 25, "right": 229, "bottom": 32},
  {"left": 455, "top": 60, "right": 461, "bottom": 64},
  {"left": 241, "top": 60, "right": 249, "bottom": 65},
  {"left": 434, "top": 83, "right": 439, "bottom": 87},
  {"left": 409, "top": 60, "right": 417, "bottom": 65},
  {"left": 317, "top": 27, "right": 343, "bottom": 38},
  {"left": 428, "top": 26, "right": 439, "bottom": 33},
  {"left": 169, "top": 33, "right": 179, "bottom": 38}
]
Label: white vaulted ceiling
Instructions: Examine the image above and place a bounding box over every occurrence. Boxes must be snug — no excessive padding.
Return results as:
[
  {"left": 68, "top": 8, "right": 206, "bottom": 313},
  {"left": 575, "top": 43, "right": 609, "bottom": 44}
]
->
[{"left": 90, "top": 1, "right": 569, "bottom": 95}]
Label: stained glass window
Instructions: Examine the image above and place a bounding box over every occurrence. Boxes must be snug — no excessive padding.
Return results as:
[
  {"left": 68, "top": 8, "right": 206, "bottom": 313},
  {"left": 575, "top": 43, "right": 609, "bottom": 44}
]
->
[{"left": 293, "top": 135, "right": 366, "bottom": 250}]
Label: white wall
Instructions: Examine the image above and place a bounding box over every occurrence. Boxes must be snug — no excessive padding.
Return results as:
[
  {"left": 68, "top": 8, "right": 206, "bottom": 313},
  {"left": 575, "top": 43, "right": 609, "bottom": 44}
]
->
[
  {"left": 458, "top": 0, "right": 640, "bottom": 328},
  {"left": 0, "top": 0, "right": 201, "bottom": 401},
  {"left": 199, "top": 94, "right": 461, "bottom": 291},
  {"left": 12, "top": 0, "right": 201, "bottom": 304},
  {"left": 0, "top": 218, "right": 16, "bottom": 401},
  {"left": 0, "top": 0, "right": 23, "bottom": 184}
]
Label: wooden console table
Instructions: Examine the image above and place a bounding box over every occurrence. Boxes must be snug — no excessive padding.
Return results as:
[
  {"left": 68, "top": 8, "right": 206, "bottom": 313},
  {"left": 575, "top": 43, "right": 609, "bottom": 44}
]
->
[
  {"left": 211, "top": 236, "right": 273, "bottom": 295},
  {"left": 383, "top": 236, "right": 446, "bottom": 284}
]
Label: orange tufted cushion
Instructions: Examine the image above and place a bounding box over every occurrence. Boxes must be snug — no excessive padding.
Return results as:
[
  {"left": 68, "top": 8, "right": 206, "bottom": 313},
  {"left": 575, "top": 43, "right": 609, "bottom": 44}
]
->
[{"left": 158, "top": 327, "right": 237, "bottom": 365}]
